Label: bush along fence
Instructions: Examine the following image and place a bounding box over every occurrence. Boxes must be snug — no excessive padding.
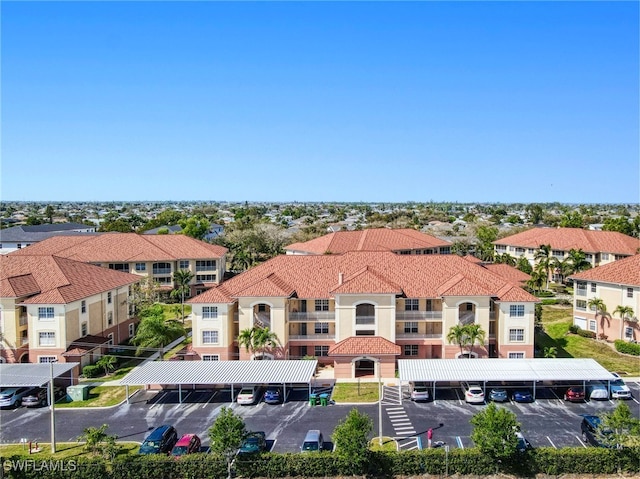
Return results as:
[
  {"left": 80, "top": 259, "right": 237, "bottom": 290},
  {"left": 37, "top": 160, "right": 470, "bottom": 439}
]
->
[
  {"left": 2, "top": 447, "right": 640, "bottom": 479},
  {"left": 615, "top": 339, "right": 640, "bottom": 356}
]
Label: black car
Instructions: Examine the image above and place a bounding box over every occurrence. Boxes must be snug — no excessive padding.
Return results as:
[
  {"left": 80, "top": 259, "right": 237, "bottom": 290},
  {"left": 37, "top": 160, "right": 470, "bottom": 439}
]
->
[
  {"left": 22, "top": 387, "right": 65, "bottom": 407},
  {"left": 139, "top": 425, "right": 179, "bottom": 454},
  {"left": 580, "top": 415, "right": 614, "bottom": 448}
]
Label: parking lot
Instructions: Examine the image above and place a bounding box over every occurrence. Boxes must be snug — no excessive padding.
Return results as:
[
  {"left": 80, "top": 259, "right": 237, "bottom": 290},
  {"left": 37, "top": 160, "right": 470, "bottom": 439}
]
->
[{"left": 1, "top": 381, "right": 638, "bottom": 453}]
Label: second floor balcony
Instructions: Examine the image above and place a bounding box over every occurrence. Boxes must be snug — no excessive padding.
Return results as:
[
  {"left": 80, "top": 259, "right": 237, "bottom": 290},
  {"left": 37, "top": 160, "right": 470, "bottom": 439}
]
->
[
  {"left": 396, "top": 332, "right": 443, "bottom": 339},
  {"left": 289, "top": 311, "right": 335, "bottom": 322},
  {"left": 289, "top": 333, "right": 336, "bottom": 341},
  {"left": 396, "top": 311, "right": 443, "bottom": 320}
]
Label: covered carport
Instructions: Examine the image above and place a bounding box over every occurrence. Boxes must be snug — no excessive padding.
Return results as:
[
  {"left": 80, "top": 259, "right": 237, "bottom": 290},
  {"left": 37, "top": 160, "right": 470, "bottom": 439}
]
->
[
  {"left": 0, "top": 362, "right": 79, "bottom": 389},
  {"left": 118, "top": 359, "right": 318, "bottom": 404},
  {"left": 398, "top": 358, "right": 617, "bottom": 402}
]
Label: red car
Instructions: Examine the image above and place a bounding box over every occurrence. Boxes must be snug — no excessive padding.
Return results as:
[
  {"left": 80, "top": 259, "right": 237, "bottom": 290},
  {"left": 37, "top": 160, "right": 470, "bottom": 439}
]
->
[
  {"left": 170, "top": 434, "right": 201, "bottom": 457},
  {"left": 563, "top": 387, "right": 585, "bottom": 402}
]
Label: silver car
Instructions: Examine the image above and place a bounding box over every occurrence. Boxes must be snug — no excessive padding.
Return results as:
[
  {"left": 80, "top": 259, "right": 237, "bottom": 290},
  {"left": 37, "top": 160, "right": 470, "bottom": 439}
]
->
[
  {"left": 410, "top": 382, "right": 430, "bottom": 401},
  {"left": 0, "top": 387, "right": 33, "bottom": 408}
]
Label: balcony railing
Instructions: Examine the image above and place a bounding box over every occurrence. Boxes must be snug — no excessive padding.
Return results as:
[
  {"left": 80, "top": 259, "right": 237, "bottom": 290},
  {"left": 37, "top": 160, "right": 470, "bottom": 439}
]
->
[
  {"left": 396, "top": 333, "right": 442, "bottom": 339},
  {"left": 289, "top": 311, "right": 335, "bottom": 321},
  {"left": 289, "top": 334, "right": 335, "bottom": 340},
  {"left": 152, "top": 268, "right": 172, "bottom": 275},
  {"left": 355, "top": 316, "right": 375, "bottom": 325},
  {"left": 576, "top": 289, "right": 587, "bottom": 297},
  {"left": 254, "top": 312, "right": 271, "bottom": 329},
  {"left": 19, "top": 314, "right": 28, "bottom": 326},
  {"left": 395, "top": 311, "right": 443, "bottom": 320},
  {"left": 21, "top": 338, "right": 29, "bottom": 345}
]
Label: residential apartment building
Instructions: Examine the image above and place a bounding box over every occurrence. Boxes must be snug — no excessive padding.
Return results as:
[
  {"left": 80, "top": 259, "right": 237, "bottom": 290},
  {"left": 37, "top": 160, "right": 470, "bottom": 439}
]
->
[
  {"left": 0, "top": 254, "right": 140, "bottom": 365},
  {"left": 569, "top": 255, "right": 639, "bottom": 342},
  {"left": 188, "top": 252, "right": 538, "bottom": 378},
  {"left": 0, "top": 223, "right": 96, "bottom": 254},
  {"left": 285, "top": 228, "right": 451, "bottom": 255},
  {"left": 9, "top": 233, "right": 228, "bottom": 296},
  {"left": 494, "top": 227, "right": 639, "bottom": 272}
]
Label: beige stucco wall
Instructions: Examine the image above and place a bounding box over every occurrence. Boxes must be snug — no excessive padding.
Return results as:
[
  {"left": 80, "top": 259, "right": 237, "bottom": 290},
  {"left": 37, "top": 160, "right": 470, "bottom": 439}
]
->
[
  {"left": 497, "top": 302, "right": 535, "bottom": 355},
  {"left": 334, "top": 294, "right": 396, "bottom": 341}
]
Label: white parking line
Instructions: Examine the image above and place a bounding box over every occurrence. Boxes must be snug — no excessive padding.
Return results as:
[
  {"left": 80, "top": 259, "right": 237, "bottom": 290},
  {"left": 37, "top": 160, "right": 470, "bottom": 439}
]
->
[
  {"left": 546, "top": 436, "right": 557, "bottom": 448},
  {"left": 631, "top": 396, "right": 639, "bottom": 405},
  {"left": 455, "top": 436, "right": 464, "bottom": 449},
  {"left": 202, "top": 391, "right": 218, "bottom": 408},
  {"left": 269, "top": 439, "right": 277, "bottom": 452},
  {"left": 576, "top": 436, "right": 587, "bottom": 448}
]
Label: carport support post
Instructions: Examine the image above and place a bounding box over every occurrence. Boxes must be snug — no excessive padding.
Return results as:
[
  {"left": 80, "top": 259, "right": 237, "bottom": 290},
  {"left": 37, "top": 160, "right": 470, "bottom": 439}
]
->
[
  {"left": 179, "top": 384, "right": 183, "bottom": 404},
  {"left": 533, "top": 380, "right": 536, "bottom": 400},
  {"left": 125, "top": 385, "right": 130, "bottom": 404},
  {"left": 49, "top": 361, "right": 56, "bottom": 454}
]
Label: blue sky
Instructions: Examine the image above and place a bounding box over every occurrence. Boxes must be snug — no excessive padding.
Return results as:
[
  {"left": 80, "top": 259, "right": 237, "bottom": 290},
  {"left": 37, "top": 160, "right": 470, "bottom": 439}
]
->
[{"left": 2, "top": 1, "right": 638, "bottom": 203}]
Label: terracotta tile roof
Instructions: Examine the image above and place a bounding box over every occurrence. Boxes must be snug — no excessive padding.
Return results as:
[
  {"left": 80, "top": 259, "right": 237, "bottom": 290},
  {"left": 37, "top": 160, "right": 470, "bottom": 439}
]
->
[
  {"left": 9, "top": 233, "right": 228, "bottom": 262},
  {"left": 62, "top": 335, "right": 109, "bottom": 355},
  {"left": 494, "top": 227, "right": 640, "bottom": 255},
  {"left": 569, "top": 254, "right": 640, "bottom": 287},
  {"left": 482, "top": 264, "right": 531, "bottom": 284},
  {"left": 189, "top": 251, "right": 538, "bottom": 304},
  {"left": 285, "top": 228, "right": 450, "bottom": 254},
  {"left": 0, "top": 255, "right": 139, "bottom": 304},
  {"left": 463, "top": 255, "right": 483, "bottom": 263},
  {"left": 329, "top": 336, "right": 401, "bottom": 356}
]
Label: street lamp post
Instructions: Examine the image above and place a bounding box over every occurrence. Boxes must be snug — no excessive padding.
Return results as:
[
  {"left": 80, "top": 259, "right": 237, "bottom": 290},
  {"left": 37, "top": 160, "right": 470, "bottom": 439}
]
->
[
  {"left": 377, "top": 358, "right": 382, "bottom": 446},
  {"left": 49, "top": 361, "right": 56, "bottom": 454}
]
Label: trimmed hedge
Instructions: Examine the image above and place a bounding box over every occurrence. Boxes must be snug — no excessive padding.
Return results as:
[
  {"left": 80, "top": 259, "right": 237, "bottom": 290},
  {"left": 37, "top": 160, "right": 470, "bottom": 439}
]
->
[
  {"left": 615, "top": 339, "right": 640, "bottom": 356},
  {"left": 81, "top": 365, "right": 101, "bottom": 378},
  {"left": 577, "top": 329, "right": 597, "bottom": 339},
  {"left": 2, "top": 447, "right": 639, "bottom": 479}
]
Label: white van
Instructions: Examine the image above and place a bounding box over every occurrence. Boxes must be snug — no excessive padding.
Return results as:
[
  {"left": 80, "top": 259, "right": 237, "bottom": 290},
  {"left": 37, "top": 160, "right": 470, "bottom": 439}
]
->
[{"left": 301, "top": 429, "right": 324, "bottom": 452}]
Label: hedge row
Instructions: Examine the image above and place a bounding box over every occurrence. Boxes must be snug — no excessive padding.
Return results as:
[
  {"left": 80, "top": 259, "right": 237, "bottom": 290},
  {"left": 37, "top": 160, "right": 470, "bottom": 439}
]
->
[
  {"left": 614, "top": 339, "right": 640, "bottom": 356},
  {"left": 2, "top": 447, "right": 639, "bottom": 479}
]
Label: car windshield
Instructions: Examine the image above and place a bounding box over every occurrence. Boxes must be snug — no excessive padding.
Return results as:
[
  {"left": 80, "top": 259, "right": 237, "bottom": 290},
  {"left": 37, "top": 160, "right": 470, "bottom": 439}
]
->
[
  {"left": 302, "top": 441, "right": 318, "bottom": 451},
  {"left": 171, "top": 446, "right": 188, "bottom": 455}
]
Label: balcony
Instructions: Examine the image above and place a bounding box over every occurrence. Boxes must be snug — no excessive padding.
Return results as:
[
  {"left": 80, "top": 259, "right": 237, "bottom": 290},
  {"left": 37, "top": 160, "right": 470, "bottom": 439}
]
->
[
  {"left": 152, "top": 267, "right": 172, "bottom": 275},
  {"left": 355, "top": 316, "right": 375, "bottom": 325},
  {"left": 395, "top": 311, "right": 442, "bottom": 320},
  {"left": 576, "top": 289, "right": 587, "bottom": 297},
  {"left": 289, "top": 334, "right": 335, "bottom": 341},
  {"left": 396, "top": 333, "right": 442, "bottom": 339},
  {"left": 21, "top": 337, "right": 29, "bottom": 345},
  {"left": 19, "top": 314, "right": 28, "bottom": 326},
  {"left": 289, "top": 311, "right": 335, "bottom": 321}
]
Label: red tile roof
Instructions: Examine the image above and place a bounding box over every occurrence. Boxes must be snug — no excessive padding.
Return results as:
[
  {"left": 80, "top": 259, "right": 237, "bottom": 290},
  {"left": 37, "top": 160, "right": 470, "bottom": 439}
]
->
[
  {"left": 190, "top": 252, "right": 537, "bottom": 304},
  {"left": 9, "top": 233, "right": 228, "bottom": 262},
  {"left": 0, "top": 255, "right": 139, "bottom": 304},
  {"left": 570, "top": 254, "right": 640, "bottom": 287},
  {"left": 285, "top": 228, "right": 450, "bottom": 254},
  {"left": 482, "top": 264, "right": 531, "bottom": 284},
  {"left": 329, "top": 336, "right": 401, "bottom": 356},
  {"left": 494, "top": 228, "right": 640, "bottom": 255}
]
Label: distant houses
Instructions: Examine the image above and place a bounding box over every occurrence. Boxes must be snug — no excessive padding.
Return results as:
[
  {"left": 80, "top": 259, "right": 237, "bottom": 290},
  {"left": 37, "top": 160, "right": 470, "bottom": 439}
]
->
[{"left": 0, "top": 223, "right": 96, "bottom": 254}]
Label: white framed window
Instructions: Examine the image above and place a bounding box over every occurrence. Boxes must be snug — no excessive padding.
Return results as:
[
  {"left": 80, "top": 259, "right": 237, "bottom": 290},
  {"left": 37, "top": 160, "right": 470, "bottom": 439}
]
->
[
  {"left": 109, "top": 263, "right": 130, "bottom": 272},
  {"left": 627, "top": 288, "right": 634, "bottom": 298},
  {"left": 315, "top": 322, "right": 329, "bottom": 334},
  {"left": 39, "top": 331, "right": 56, "bottom": 346},
  {"left": 601, "top": 253, "right": 609, "bottom": 261},
  {"left": 129, "top": 323, "right": 135, "bottom": 338},
  {"left": 38, "top": 307, "right": 55, "bottom": 320},
  {"left": 135, "top": 262, "right": 146, "bottom": 271},
  {"left": 509, "top": 305, "right": 525, "bottom": 317},
  {"left": 315, "top": 299, "right": 329, "bottom": 311},
  {"left": 196, "top": 274, "right": 216, "bottom": 282},
  {"left": 589, "top": 320, "right": 596, "bottom": 332},
  {"left": 38, "top": 356, "right": 58, "bottom": 363},
  {"left": 496, "top": 245, "right": 507, "bottom": 252},
  {"left": 81, "top": 322, "right": 87, "bottom": 336},
  {"left": 405, "top": 299, "right": 419, "bottom": 311},
  {"left": 202, "top": 330, "right": 219, "bottom": 344},
  {"left": 404, "top": 322, "right": 418, "bottom": 333},
  {"left": 527, "top": 248, "right": 534, "bottom": 254},
  {"left": 179, "top": 260, "right": 190, "bottom": 270},
  {"left": 404, "top": 345, "right": 419, "bottom": 356},
  {"left": 107, "top": 311, "right": 113, "bottom": 326},
  {"left": 314, "top": 345, "right": 329, "bottom": 357},
  {"left": 624, "top": 327, "right": 633, "bottom": 339},
  {"left": 107, "top": 292, "right": 112, "bottom": 304},
  {"left": 81, "top": 300, "right": 86, "bottom": 314},
  {"left": 590, "top": 283, "right": 597, "bottom": 293},
  {"left": 202, "top": 306, "right": 218, "bottom": 319},
  {"left": 508, "top": 352, "right": 525, "bottom": 359},
  {"left": 196, "top": 260, "right": 216, "bottom": 271},
  {"left": 509, "top": 329, "right": 524, "bottom": 342},
  {"left": 552, "top": 250, "right": 564, "bottom": 259},
  {"left": 576, "top": 300, "right": 587, "bottom": 310},
  {"left": 202, "top": 354, "right": 220, "bottom": 361}
]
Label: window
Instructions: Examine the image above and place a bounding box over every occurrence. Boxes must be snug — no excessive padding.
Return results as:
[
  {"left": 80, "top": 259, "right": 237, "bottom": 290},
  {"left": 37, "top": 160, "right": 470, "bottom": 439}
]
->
[
  {"left": 107, "top": 311, "right": 113, "bottom": 326},
  {"left": 81, "top": 322, "right": 87, "bottom": 336},
  {"left": 129, "top": 323, "right": 135, "bottom": 338},
  {"left": 39, "top": 356, "right": 57, "bottom": 363},
  {"left": 508, "top": 352, "right": 525, "bottom": 359},
  {"left": 38, "top": 307, "right": 54, "bottom": 320},
  {"left": 509, "top": 329, "right": 524, "bottom": 342},
  {"left": 527, "top": 248, "right": 534, "bottom": 254},
  {"left": 202, "top": 306, "right": 218, "bottom": 319},
  {"left": 355, "top": 330, "right": 375, "bottom": 336},
  {"left": 39, "top": 331, "right": 55, "bottom": 346},
  {"left": 299, "top": 346, "right": 308, "bottom": 357},
  {"left": 107, "top": 292, "right": 112, "bottom": 304},
  {"left": 591, "top": 283, "right": 597, "bottom": 293},
  {"left": 624, "top": 327, "right": 633, "bottom": 339},
  {"left": 496, "top": 245, "right": 507, "bottom": 253},
  {"left": 404, "top": 322, "right": 418, "bottom": 333},
  {"left": 552, "top": 250, "right": 564, "bottom": 259},
  {"left": 585, "top": 254, "right": 593, "bottom": 261},
  {"left": 196, "top": 274, "right": 216, "bottom": 282},
  {"left": 315, "top": 322, "right": 329, "bottom": 334},
  {"left": 108, "top": 263, "right": 130, "bottom": 272},
  {"left": 509, "top": 305, "right": 525, "bottom": 317},
  {"left": 202, "top": 330, "right": 219, "bottom": 344},
  {"left": 257, "top": 304, "right": 267, "bottom": 312},
  {"left": 196, "top": 260, "right": 216, "bottom": 271},
  {"left": 589, "top": 320, "right": 596, "bottom": 332},
  {"left": 135, "top": 263, "right": 146, "bottom": 271},
  {"left": 426, "top": 299, "right": 433, "bottom": 311},
  {"left": 179, "top": 260, "right": 189, "bottom": 270},
  {"left": 152, "top": 262, "right": 171, "bottom": 274},
  {"left": 440, "top": 246, "right": 451, "bottom": 254},
  {"left": 107, "top": 333, "right": 114, "bottom": 345},
  {"left": 156, "top": 277, "right": 172, "bottom": 285},
  {"left": 404, "top": 345, "right": 419, "bottom": 356},
  {"left": 314, "top": 345, "right": 329, "bottom": 357},
  {"left": 315, "top": 299, "right": 329, "bottom": 311},
  {"left": 627, "top": 288, "right": 634, "bottom": 298},
  {"left": 17, "top": 243, "right": 22, "bottom": 249},
  {"left": 405, "top": 299, "right": 419, "bottom": 311},
  {"left": 81, "top": 301, "right": 86, "bottom": 314},
  {"left": 601, "top": 253, "right": 609, "bottom": 261},
  {"left": 202, "top": 355, "right": 220, "bottom": 361},
  {"left": 515, "top": 247, "right": 525, "bottom": 254},
  {"left": 576, "top": 300, "right": 587, "bottom": 310}
]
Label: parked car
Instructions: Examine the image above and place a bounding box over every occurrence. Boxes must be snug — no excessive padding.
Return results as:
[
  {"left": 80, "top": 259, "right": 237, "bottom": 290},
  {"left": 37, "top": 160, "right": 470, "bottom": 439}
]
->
[
  {"left": 300, "top": 429, "right": 324, "bottom": 452},
  {"left": 263, "top": 388, "right": 282, "bottom": 404},
  {"left": 409, "top": 382, "right": 430, "bottom": 402},
  {"left": 238, "top": 431, "right": 267, "bottom": 454},
  {"left": 515, "top": 431, "right": 533, "bottom": 452},
  {"left": 610, "top": 373, "right": 632, "bottom": 399},
  {"left": 587, "top": 383, "right": 609, "bottom": 400},
  {"left": 0, "top": 387, "right": 33, "bottom": 408},
  {"left": 563, "top": 387, "right": 585, "bottom": 402},
  {"left": 139, "top": 425, "right": 179, "bottom": 455},
  {"left": 512, "top": 389, "right": 533, "bottom": 403},
  {"left": 237, "top": 386, "right": 262, "bottom": 405},
  {"left": 171, "top": 434, "right": 201, "bottom": 457},
  {"left": 488, "top": 388, "right": 508, "bottom": 402},
  {"left": 580, "top": 415, "right": 612, "bottom": 447},
  {"left": 461, "top": 383, "right": 485, "bottom": 404}
]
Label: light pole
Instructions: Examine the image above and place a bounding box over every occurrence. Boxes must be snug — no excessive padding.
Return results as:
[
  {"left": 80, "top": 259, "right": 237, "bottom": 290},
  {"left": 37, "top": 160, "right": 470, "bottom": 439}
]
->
[
  {"left": 377, "top": 357, "right": 382, "bottom": 446},
  {"left": 49, "top": 361, "right": 56, "bottom": 454}
]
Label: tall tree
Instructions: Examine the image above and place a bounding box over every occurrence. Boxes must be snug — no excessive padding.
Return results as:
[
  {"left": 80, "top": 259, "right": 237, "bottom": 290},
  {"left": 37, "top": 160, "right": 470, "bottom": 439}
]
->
[
  {"left": 209, "top": 407, "right": 248, "bottom": 479},
  {"left": 132, "top": 305, "right": 185, "bottom": 358},
  {"left": 613, "top": 305, "right": 636, "bottom": 340},
  {"left": 470, "top": 403, "right": 521, "bottom": 461},
  {"left": 466, "top": 324, "right": 486, "bottom": 357},
  {"left": 475, "top": 226, "right": 498, "bottom": 262},
  {"left": 238, "top": 326, "right": 280, "bottom": 359},
  {"left": 566, "top": 248, "right": 591, "bottom": 276},
  {"left": 447, "top": 324, "right": 470, "bottom": 358},
  {"left": 534, "top": 244, "right": 552, "bottom": 289},
  {"left": 44, "top": 205, "right": 55, "bottom": 224},
  {"left": 171, "top": 269, "right": 194, "bottom": 323},
  {"left": 526, "top": 204, "right": 544, "bottom": 224},
  {"left": 587, "top": 298, "right": 608, "bottom": 331},
  {"left": 599, "top": 402, "right": 640, "bottom": 449},
  {"left": 332, "top": 408, "right": 373, "bottom": 475},
  {"left": 516, "top": 256, "right": 533, "bottom": 274}
]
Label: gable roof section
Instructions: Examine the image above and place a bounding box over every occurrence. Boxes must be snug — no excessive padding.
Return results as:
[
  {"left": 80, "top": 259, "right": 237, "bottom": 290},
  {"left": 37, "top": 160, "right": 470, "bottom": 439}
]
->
[
  {"left": 569, "top": 254, "right": 640, "bottom": 287},
  {"left": 329, "top": 336, "right": 401, "bottom": 356},
  {"left": 9, "top": 233, "right": 228, "bottom": 262},
  {"left": 189, "top": 251, "right": 537, "bottom": 304},
  {"left": 494, "top": 227, "right": 640, "bottom": 255},
  {"left": 0, "top": 255, "right": 139, "bottom": 304},
  {"left": 285, "top": 228, "right": 450, "bottom": 254},
  {"left": 482, "top": 263, "right": 531, "bottom": 284}
]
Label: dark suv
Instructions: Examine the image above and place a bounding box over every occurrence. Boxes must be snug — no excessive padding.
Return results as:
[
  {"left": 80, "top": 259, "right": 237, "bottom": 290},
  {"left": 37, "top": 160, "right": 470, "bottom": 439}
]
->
[
  {"left": 581, "top": 415, "right": 611, "bottom": 447},
  {"left": 139, "top": 425, "right": 178, "bottom": 454}
]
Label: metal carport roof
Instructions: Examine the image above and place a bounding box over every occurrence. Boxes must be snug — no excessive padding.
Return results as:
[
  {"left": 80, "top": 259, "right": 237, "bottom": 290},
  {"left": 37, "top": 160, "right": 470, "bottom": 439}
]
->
[
  {"left": 0, "top": 363, "right": 80, "bottom": 387},
  {"left": 119, "top": 359, "right": 318, "bottom": 386},
  {"left": 398, "top": 358, "right": 616, "bottom": 383}
]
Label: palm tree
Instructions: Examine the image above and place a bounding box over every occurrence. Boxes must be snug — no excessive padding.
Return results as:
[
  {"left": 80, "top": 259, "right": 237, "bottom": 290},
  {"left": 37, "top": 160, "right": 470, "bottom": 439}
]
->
[
  {"left": 132, "top": 305, "right": 185, "bottom": 358},
  {"left": 613, "top": 305, "right": 636, "bottom": 340},
  {"left": 588, "top": 298, "right": 608, "bottom": 332},
  {"left": 465, "top": 324, "right": 486, "bottom": 357},
  {"left": 447, "top": 324, "right": 470, "bottom": 358},
  {"left": 566, "top": 248, "right": 591, "bottom": 276},
  {"left": 171, "top": 269, "right": 194, "bottom": 323},
  {"left": 237, "top": 328, "right": 255, "bottom": 355},
  {"left": 543, "top": 346, "right": 558, "bottom": 358},
  {"left": 551, "top": 257, "right": 572, "bottom": 285},
  {"left": 495, "top": 253, "right": 516, "bottom": 266},
  {"left": 96, "top": 355, "right": 118, "bottom": 376},
  {"left": 252, "top": 327, "right": 280, "bottom": 359},
  {"left": 534, "top": 244, "right": 552, "bottom": 290},
  {"left": 526, "top": 269, "right": 546, "bottom": 294}
]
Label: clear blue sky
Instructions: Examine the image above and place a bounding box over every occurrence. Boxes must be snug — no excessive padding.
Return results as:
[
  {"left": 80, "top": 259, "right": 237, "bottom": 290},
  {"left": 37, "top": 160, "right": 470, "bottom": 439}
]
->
[{"left": 2, "top": 1, "right": 638, "bottom": 204}]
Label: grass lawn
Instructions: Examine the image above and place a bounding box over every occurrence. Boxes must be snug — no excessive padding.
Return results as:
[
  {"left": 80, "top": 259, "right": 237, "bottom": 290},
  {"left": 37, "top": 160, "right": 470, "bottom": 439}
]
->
[
  {"left": 331, "top": 382, "right": 380, "bottom": 402},
  {"left": 160, "top": 303, "right": 192, "bottom": 321},
  {"left": 369, "top": 437, "right": 398, "bottom": 451},
  {"left": 538, "top": 305, "right": 640, "bottom": 376},
  {"left": 56, "top": 386, "right": 141, "bottom": 408},
  {"left": 0, "top": 442, "right": 139, "bottom": 459}
]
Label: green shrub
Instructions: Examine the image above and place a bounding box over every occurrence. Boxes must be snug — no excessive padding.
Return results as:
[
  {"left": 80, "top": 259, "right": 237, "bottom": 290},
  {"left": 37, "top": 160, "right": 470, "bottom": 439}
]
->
[
  {"left": 577, "top": 329, "right": 596, "bottom": 339},
  {"left": 541, "top": 299, "right": 558, "bottom": 305},
  {"left": 534, "top": 290, "right": 555, "bottom": 297},
  {"left": 615, "top": 340, "right": 640, "bottom": 356},
  {"left": 82, "top": 365, "right": 101, "bottom": 378},
  {"left": 568, "top": 324, "right": 580, "bottom": 334}
]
